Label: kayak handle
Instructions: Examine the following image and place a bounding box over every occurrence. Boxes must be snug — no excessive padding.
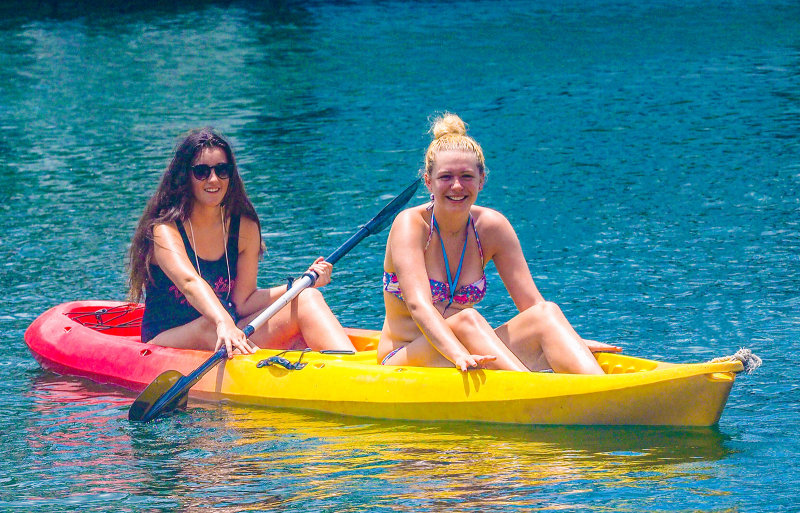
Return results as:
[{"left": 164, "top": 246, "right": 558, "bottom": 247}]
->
[{"left": 256, "top": 350, "right": 308, "bottom": 370}]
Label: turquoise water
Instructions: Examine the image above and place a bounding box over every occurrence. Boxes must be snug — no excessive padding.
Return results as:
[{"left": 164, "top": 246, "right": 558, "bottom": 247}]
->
[{"left": 2, "top": 0, "right": 798, "bottom": 511}]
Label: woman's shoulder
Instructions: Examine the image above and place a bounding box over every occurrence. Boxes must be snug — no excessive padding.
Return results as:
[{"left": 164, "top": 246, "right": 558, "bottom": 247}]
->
[
  {"left": 238, "top": 215, "right": 259, "bottom": 232},
  {"left": 393, "top": 205, "right": 431, "bottom": 228},
  {"left": 471, "top": 206, "right": 519, "bottom": 256},
  {"left": 150, "top": 221, "right": 186, "bottom": 267},
  {"left": 471, "top": 205, "right": 512, "bottom": 230},
  {"left": 237, "top": 215, "right": 262, "bottom": 247},
  {"left": 389, "top": 205, "right": 431, "bottom": 243},
  {"left": 152, "top": 220, "right": 181, "bottom": 239}
]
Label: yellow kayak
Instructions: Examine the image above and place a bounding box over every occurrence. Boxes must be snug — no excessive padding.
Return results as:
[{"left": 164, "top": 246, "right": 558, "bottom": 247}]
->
[
  {"left": 25, "top": 301, "right": 755, "bottom": 426},
  {"left": 216, "top": 346, "right": 746, "bottom": 426}
]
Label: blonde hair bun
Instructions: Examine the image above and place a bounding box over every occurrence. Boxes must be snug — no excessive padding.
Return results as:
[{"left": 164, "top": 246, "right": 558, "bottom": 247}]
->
[
  {"left": 430, "top": 112, "right": 467, "bottom": 140},
  {"left": 423, "top": 112, "right": 486, "bottom": 176}
]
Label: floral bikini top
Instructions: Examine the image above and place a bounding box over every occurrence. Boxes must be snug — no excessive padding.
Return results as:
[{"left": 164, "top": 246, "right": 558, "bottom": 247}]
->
[{"left": 383, "top": 212, "right": 487, "bottom": 309}]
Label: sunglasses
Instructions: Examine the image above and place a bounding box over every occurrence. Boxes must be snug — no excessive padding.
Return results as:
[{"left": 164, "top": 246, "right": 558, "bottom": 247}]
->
[{"left": 191, "top": 163, "right": 234, "bottom": 181}]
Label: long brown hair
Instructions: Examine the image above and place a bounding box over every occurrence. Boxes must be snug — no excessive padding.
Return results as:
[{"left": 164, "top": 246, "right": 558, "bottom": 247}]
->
[{"left": 127, "top": 128, "right": 262, "bottom": 301}]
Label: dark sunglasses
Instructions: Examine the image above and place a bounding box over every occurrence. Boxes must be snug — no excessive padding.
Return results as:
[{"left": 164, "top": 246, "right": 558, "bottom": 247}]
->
[{"left": 191, "top": 163, "right": 234, "bottom": 181}]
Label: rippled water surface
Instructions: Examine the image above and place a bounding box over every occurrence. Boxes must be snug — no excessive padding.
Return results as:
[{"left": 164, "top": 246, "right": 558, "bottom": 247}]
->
[{"left": 1, "top": 0, "right": 798, "bottom": 511}]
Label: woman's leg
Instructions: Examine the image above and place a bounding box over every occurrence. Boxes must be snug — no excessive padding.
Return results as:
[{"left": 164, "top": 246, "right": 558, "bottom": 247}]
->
[
  {"left": 447, "top": 308, "right": 529, "bottom": 371},
  {"left": 382, "top": 308, "right": 528, "bottom": 371},
  {"left": 147, "top": 316, "right": 218, "bottom": 351},
  {"left": 495, "top": 301, "right": 604, "bottom": 374},
  {"left": 238, "top": 287, "right": 355, "bottom": 351}
]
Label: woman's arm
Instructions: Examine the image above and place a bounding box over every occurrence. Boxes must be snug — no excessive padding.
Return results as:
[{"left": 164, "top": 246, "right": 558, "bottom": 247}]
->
[
  {"left": 152, "top": 222, "right": 255, "bottom": 355},
  {"left": 389, "top": 210, "right": 488, "bottom": 369},
  {"left": 232, "top": 217, "right": 335, "bottom": 318},
  {"left": 231, "top": 217, "right": 269, "bottom": 318},
  {"left": 485, "top": 210, "right": 621, "bottom": 353},
  {"left": 481, "top": 210, "right": 545, "bottom": 310}
]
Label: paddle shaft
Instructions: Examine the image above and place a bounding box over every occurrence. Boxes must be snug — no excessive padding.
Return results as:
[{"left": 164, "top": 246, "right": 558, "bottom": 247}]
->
[
  {"left": 243, "top": 179, "right": 419, "bottom": 337},
  {"left": 243, "top": 222, "right": 383, "bottom": 336}
]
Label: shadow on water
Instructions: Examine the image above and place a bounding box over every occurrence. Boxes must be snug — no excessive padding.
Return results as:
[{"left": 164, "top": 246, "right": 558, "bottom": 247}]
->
[{"left": 0, "top": 0, "right": 301, "bottom": 22}]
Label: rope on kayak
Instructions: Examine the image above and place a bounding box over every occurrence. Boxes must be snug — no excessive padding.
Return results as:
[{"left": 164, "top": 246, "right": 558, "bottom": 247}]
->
[
  {"left": 66, "top": 304, "right": 143, "bottom": 331},
  {"left": 709, "top": 348, "right": 762, "bottom": 374},
  {"left": 257, "top": 349, "right": 309, "bottom": 370}
]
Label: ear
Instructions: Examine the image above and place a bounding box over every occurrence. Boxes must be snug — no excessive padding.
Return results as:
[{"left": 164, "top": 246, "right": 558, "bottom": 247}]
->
[
  {"left": 478, "top": 173, "right": 485, "bottom": 191},
  {"left": 423, "top": 172, "right": 432, "bottom": 192}
]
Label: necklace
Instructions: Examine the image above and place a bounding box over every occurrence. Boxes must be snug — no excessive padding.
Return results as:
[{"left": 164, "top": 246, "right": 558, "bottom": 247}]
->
[
  {"left": 431, "top": 210, "right": 471, "bottom": 314},
  {"left": 187, "top": 208, "right": 231, "bottom": 301}
]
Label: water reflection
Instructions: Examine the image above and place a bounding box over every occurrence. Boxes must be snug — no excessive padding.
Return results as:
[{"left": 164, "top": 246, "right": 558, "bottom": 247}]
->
[
  {"left": 218, "top": 406, "right": 733, "bottom": 508},
  {"left": 129, "top": 404, "right": 733, "bottom": 511},
  {"left": 19, "top": 374, "right": 142, "bottom": 510},
  {"left": 19, "top": 373, "right": 734, "bottom": 511}
]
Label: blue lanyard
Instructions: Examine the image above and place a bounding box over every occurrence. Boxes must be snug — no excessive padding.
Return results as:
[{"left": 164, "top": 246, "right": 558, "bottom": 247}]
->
[{"left": 431, "top": 212, "right": 470, "bottom": 311}]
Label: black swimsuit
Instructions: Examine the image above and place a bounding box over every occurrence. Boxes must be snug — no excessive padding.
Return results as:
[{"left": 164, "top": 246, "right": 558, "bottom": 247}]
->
[{"left": 140, "top": 216, "right": 240, "bottom": 343}]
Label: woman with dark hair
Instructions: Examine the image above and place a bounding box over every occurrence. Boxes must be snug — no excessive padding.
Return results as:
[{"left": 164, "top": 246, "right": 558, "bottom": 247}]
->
[{"left": 128, "top": 128, "right": 355, "bottom": 356}]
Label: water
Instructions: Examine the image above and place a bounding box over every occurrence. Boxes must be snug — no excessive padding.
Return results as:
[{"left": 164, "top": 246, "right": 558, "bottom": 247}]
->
[{"left": 1, "top": 0, "right": 798, "bottom": 510}]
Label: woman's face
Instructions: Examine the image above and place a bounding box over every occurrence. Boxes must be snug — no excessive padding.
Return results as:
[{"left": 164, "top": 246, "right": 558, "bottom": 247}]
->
[
  {"left": 190, "top": 146, "right": 230, "bottom": 209},
  {"left": 425, "top": 150, "right": 484, "bottom": 214}
]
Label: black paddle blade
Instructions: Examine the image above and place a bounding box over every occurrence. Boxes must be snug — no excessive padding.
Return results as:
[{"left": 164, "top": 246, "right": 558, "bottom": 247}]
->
[
  {"left": 365, "top": 179, "right": 420, "bottom": 235},
  {"left": 129, "top": 346, "right": 227, "bottom": 423},
  {"left": 128, "top": 370, "right": 186, "bottom": 421}
]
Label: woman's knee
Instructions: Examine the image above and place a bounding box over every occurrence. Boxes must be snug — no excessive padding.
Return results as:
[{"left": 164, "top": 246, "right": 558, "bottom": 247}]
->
[
  {"left": 446, "top": 307, "right": 488, "bottom": 332},
  {"left": 296, "top": 287, "right": 333, "bottom": 316},
  {"left": 526, "top": 301, "right": 562, "bottom": 322},
  {"left": 297, "top": 287, "right": 324, "bottom": 305},
  {"left": 513, "top": 301, "right": 565, "bottom": 337}
]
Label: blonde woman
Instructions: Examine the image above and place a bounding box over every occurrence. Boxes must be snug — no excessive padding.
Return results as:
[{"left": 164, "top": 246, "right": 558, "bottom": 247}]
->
[{"left": 379, "top": 113, "right": 619, "bottom": 372}]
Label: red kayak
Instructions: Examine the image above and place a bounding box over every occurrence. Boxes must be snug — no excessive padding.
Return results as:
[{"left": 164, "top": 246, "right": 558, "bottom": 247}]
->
[{"left": 24, "top": 300, "right": 377, "bottom": 392}]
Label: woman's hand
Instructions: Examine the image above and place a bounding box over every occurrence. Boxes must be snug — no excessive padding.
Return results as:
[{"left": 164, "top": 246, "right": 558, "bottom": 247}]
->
[
  {"left": 583, "top": 339, "right": 622, "bottom": 353},
  {"left": 307, "top": 257, "right": 333, "bottom": 288},
  {"left": 454, "top": 354, "right": 497, "bottom": 372},
  {"left": 215, "top": 320, "right": 258, "bottom": 358}
]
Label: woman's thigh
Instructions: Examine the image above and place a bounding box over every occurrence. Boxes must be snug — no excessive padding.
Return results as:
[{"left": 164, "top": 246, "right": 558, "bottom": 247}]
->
[
  {"left": 383, "top": 309, "right": 525, "bottom": 370},
  {"left": 494, "top": 305, "right": 553, "bottom": 371},
  {"left": 236, "top": 287, "right": 310, "bottom": 349},
  {"left": 381, "top": 334, "right": 454, "bottom": 368},
  {"left": 147, "top": 315, "right": 217, "bottom": 351}
]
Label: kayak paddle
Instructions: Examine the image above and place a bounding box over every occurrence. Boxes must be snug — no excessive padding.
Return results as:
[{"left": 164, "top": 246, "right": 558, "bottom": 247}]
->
[{"left": 128, "top": 178, "right": 420, "bottom": 422}]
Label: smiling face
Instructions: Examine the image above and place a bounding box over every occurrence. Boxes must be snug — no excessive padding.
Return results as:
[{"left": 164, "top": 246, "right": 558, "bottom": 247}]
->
[
  {"left": 190, "top": 146, "right": 230, "bottom": 209},
  {"left": 425, "top": 150, "right": 484, "bottom": 214}
]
